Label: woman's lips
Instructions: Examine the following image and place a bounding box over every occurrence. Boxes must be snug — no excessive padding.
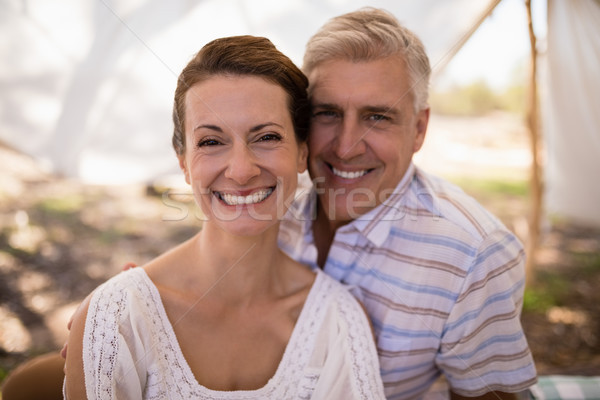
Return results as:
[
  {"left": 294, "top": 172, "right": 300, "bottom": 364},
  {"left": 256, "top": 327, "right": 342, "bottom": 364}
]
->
[{"left": 214, "top": 187, "right": 274, "bottom": 206}]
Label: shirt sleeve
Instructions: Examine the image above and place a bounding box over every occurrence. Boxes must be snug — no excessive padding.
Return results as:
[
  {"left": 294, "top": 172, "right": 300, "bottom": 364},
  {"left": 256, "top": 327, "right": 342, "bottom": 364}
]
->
[
  {"left": 308, "top": 286, "right": 386, "bottom": 400},
  {"left": 436, "top": 229, "right": 537, "bottom": 396},
  {"left": 82, "top": 274, "right": 147, "bottom": 399}
]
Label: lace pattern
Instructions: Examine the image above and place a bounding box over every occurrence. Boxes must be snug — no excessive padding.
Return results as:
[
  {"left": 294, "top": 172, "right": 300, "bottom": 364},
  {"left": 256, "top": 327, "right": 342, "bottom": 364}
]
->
[
  {"left": 83, "top": 268, "right": 384, "bottom": 399},
  {"left": 335, "top": 285, "right": 384, "bottom": 399},
  {"left": 83, "top": 272, "right": 127, "bottom": 398}
]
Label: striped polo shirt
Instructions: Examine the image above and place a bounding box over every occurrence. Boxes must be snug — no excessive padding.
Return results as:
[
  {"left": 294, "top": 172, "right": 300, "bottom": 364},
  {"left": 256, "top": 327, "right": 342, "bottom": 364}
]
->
[{"left": 278, "top": 163, "right": 537, "bottom": 399}]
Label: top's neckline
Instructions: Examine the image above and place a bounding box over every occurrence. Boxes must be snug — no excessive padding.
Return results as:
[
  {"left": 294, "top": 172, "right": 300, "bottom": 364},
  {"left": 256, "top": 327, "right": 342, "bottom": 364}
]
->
[{"left": 135, "top": 267, "right": 324, "bottom": 398}]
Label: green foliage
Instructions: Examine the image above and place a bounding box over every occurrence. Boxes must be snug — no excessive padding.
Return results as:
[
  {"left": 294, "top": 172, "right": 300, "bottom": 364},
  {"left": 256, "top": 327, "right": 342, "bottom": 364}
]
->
[
  {"left": 571, "top": 251, "right": 600, "bottom": 275},
  {"left": 450, "top": 177, "right": 529, "bottom": 198},
  {"left": 497, "top": 85, "right": 526, "bottom": 115},
  {"left": 98, "top": 228, "right": 123, "bottom": 244},
  {"left": 523, "top": 271, "right": 570, "bottom": 313},
  {"left": 523, "top": 287, "right": 558, "bottom": 313},
  {"left": 36, "top": 195, "right": 84, "bottom": 214},
  {"left": 0, "top": 365, "right": 8, "bottom": 384},
  {"left": 430, "top": 80, "right": 526, "bottom": 117}
]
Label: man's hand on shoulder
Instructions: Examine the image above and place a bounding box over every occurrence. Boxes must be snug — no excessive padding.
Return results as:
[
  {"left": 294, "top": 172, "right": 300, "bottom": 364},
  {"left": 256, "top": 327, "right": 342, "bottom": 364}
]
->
[{"left": 121, "top": 262, "right": 138, "bottom": 271}]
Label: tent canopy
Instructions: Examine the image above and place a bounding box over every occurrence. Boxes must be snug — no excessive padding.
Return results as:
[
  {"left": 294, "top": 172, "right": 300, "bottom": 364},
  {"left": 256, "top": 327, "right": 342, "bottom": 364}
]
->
[
  {"left": 0, "top": 0, "right": 500, "bottom": 183},
  {"left": 2, "top": 0, "right": 599, "bottom": 226}
]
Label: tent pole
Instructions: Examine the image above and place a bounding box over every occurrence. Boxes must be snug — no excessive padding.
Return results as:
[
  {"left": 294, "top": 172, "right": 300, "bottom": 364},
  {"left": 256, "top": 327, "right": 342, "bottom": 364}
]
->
[
  {"left": 524, "top": 0, "right": 542, "bottom": 286},
  {"left": 431, "top": 0, "right": 502, "bottom": 79}
]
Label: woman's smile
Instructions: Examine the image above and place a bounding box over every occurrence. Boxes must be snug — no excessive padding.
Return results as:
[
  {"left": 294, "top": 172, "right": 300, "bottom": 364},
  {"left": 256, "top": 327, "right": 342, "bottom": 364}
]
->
[{"left": 214, "top": 187, "right": 275, "bottom": 206}]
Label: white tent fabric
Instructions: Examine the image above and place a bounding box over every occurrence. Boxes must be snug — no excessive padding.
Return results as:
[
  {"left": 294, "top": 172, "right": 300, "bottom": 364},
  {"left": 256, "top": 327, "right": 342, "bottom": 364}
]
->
[
  {"left": 3, "top": 0, "right": 599, "bottom": 227},
  {"left": 1, "top": 0, "right": 496, "bottom": 184},
  {"left": 545, "top": 0, "right": 600, "bottom": 226}
]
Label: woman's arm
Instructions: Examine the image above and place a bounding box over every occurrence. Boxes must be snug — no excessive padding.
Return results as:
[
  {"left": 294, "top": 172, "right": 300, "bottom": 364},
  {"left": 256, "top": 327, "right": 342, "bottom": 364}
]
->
[{"left": 64, "top": 295, "right": 92, "bottom": 399}]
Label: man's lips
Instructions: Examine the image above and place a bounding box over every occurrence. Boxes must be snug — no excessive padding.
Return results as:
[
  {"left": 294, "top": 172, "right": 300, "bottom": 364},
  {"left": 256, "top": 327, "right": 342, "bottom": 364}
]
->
[{"left": 213, "top": 187, "right": 275, "bottom": 206}]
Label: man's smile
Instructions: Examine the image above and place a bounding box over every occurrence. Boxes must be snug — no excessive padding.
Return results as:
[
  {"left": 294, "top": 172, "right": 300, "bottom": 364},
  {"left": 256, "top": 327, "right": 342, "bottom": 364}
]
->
[{"left": 329, "top": 164, "right": 373, "bottom": 180}]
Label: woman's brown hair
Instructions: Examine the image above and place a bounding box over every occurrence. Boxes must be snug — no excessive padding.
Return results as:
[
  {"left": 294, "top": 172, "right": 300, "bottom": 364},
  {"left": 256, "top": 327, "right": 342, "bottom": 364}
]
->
[{"left": 172, "top": 35, "right": 309, "bottom": 155}]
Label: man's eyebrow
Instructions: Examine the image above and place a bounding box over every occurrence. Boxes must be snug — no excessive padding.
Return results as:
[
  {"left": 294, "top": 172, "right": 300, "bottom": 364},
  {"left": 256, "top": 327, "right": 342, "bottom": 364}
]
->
[
  {"left": 311, "top": 103, "right": 400, "bottom": 116},
  {"left": 363, "top": 106, "right": 400, "bottom": 116},
  {"left": 311, "top": 102, "right": 339, "bottom": 109}
]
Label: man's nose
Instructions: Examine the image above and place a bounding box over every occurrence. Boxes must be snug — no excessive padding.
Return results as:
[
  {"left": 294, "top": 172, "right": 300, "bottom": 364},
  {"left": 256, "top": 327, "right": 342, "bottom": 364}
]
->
[
  {"left": 333, "top": 118, "right": 367, "bottom": 160},
  {"left": 224, "top": 143, "right": 260, "bottom": 184}
]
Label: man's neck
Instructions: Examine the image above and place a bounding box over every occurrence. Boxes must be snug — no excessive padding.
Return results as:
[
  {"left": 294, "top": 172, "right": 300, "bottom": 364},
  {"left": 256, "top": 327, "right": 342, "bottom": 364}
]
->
[{"left": 312, "top": 204, "right": 345, "bottom": 268}]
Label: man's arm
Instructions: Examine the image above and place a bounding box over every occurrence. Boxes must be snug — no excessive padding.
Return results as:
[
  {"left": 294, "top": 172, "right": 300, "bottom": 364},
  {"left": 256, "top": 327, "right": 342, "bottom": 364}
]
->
[
  {"left": 439, "top": 230, "right": 536, "bottom": 398},
  {"left": 450, "top": 390, "right": 520, "bottom": 400}
]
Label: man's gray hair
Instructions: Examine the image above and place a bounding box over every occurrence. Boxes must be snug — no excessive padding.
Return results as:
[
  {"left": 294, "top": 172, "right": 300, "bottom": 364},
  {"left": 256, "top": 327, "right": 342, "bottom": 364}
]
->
[{"left": 303, "top": 7, "right": 431, "bottom": 112}]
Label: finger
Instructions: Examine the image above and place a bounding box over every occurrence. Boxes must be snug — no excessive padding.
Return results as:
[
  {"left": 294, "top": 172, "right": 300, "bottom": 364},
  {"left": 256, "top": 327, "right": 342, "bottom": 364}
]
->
[
  {"left": 123, "top": 262, "right": 138, "bottom": 271},
  {"left": 60, "top": 342, "right": 68, "bottom": 360}
]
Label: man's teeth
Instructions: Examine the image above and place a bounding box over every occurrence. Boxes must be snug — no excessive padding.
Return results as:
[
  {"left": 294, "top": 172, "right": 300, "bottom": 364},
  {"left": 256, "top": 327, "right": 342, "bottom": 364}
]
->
[
  {"left": 219, "top": 188, "right": 273, "bottom": 206},
  {"left": 332, "top": 167, "right": 368, "bottom": 179}
]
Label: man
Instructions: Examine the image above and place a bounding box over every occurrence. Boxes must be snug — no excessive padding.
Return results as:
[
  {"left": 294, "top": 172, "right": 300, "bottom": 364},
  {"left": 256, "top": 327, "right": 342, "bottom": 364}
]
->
[{"left": 278, "top": 7, "right": 537, "bottom": 400}]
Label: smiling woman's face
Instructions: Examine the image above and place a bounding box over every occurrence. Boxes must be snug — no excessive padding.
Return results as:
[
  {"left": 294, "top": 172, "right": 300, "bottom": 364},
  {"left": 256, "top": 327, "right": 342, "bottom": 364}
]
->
[{"left": 178, "top": 74, "right": 307, "bottom": 237}]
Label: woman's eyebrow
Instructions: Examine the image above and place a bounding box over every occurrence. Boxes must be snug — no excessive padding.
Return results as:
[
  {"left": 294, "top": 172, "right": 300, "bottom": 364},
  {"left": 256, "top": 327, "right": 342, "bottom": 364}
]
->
[
  {"left": 194, "top": 122, "right": 283, "bottom": 134},
  {"left": 249, "top": 122, "right": 284, "bottom": 133},
  {"left": 194, "top": 124, "right": 222, "bottom": 132}
]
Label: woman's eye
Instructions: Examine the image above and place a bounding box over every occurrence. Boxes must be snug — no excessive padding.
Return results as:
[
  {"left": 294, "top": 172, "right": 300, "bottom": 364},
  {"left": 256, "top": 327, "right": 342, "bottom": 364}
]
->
[
  {"left": 256, "top": 133, "right": 282, "bottom": 142},
  {"left": 197, "top": 138, "right": 221, "bottom": 147}
]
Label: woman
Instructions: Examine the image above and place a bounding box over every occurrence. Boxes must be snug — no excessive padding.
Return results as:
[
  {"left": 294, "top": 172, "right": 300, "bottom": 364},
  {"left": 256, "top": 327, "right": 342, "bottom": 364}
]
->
[{"left": 64, "top": 35, "right": 385, "bottom": 399}]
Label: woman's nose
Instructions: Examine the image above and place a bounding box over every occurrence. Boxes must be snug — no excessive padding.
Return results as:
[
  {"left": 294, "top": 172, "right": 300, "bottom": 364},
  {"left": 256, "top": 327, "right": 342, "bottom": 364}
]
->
[{"left": 224, "top": 143, "right": 260, "bottom": 184}]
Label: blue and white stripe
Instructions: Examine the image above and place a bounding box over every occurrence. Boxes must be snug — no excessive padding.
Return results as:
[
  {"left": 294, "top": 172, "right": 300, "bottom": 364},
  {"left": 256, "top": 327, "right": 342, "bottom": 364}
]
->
[{"left": 279, "top": 163, "right": 537, "bottom": 399}]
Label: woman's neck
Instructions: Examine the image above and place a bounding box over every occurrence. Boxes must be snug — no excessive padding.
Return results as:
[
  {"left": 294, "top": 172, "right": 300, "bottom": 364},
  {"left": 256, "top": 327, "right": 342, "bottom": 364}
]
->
[{"left": 190, "top": 222, "right": 287, "bottom": 305}]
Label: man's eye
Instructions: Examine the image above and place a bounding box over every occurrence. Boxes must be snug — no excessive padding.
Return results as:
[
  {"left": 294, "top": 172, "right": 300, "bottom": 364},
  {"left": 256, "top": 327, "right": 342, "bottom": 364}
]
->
[
  {"left": 312, "top": 110, "right": 339, "bottom": 120},
  {"left": 197, "top": 138, "right": 221, "bottom": 147},
  {"left": 368, "top": 114, "right": 389, "bottom": 122}
]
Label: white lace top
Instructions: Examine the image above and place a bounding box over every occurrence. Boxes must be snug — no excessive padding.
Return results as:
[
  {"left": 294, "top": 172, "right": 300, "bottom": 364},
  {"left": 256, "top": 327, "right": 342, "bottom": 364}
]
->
[{"left": 75, "top": 268, "right": 385, "bottom": 399}]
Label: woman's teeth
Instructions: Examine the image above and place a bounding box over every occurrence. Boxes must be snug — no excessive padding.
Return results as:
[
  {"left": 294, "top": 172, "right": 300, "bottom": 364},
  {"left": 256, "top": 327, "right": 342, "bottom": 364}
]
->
[
  {"left": 332, "top": 167, "right": 368, "bottom": 179},
  {"left": 219, "top": 188, "right": 273, "bottom": 206}
]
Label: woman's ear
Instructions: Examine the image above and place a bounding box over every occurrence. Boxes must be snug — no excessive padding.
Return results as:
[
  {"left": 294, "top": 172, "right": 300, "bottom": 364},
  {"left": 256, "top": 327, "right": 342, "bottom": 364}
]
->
[
  {"left": 178, "top": 154, "right": 191, "bottom": 185},
  {"left": 297, "top": 142, "right": 308, "bottom": 173}
]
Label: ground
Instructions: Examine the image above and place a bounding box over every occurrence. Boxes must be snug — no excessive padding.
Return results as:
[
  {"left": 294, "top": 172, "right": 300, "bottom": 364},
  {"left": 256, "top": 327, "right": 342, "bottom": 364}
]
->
[{"left": 1, "top": 112, "right": 599, "bottom": 386}]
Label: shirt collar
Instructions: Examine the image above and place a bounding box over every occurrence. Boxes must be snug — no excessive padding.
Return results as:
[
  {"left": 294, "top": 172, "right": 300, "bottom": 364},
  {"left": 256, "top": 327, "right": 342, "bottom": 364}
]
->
[
  {"left": 286, "top": 183, "right": 318, "bottom": 240},
  {"left": 297, "top": 163, "right": 416, "bottom": 247},
  {"left": 343, "top": 163, "right": 416, "bottom": 247}
]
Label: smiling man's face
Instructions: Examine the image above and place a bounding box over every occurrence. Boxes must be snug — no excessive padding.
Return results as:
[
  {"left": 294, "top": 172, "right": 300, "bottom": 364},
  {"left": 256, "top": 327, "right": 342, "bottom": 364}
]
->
[{"left": 307, "top": 56, "right": 429, "bottom": 227}]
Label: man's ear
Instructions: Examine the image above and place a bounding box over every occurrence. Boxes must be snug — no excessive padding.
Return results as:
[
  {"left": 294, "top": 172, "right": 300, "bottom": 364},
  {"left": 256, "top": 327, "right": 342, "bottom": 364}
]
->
[
  {"left": 178, "top": 154, "right": 191, "bottom": 185},
  {"left": 297, "top": 142, "right": 308, "bottom": 173},
  {"left": 413, "top": 107, "right": 430, "bottom": 153}
]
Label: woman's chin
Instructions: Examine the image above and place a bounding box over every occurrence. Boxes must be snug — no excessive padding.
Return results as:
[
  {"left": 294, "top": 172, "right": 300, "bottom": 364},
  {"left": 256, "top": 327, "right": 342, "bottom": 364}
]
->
[{"left": 216, "top": 217, "right": 280, "bottom": 238}]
